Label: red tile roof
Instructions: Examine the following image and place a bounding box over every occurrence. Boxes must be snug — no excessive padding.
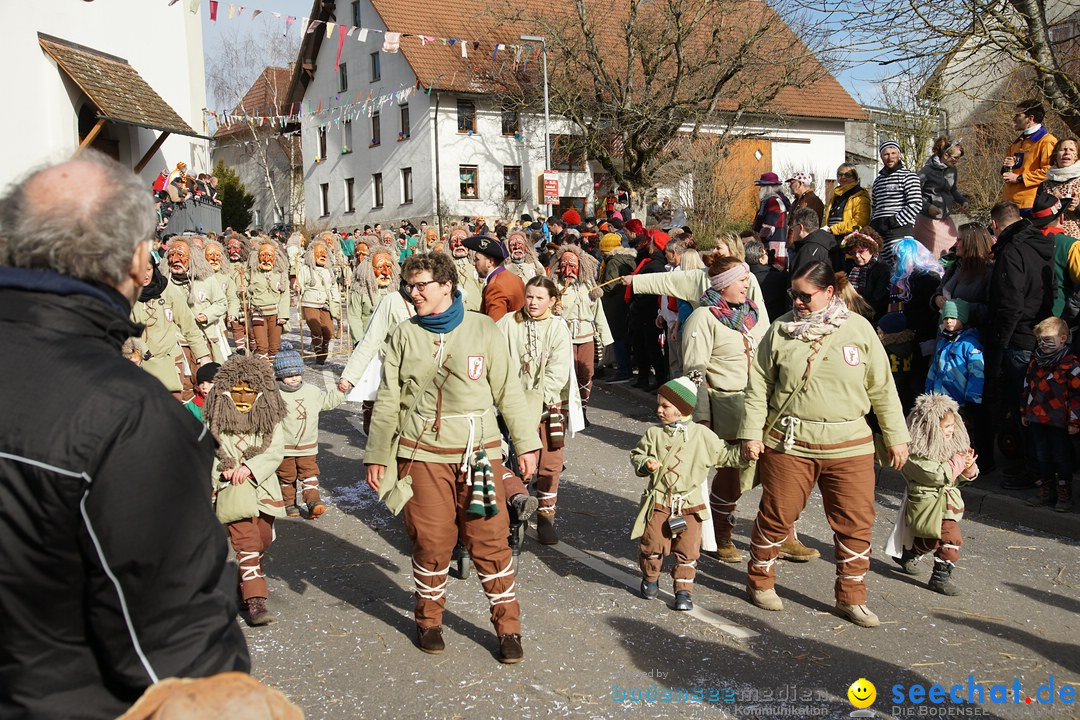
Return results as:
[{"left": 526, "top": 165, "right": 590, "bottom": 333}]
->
[
  {"left": 215, "top": 67, "right": 294, "bottom": 138},
  {"left": 289, "top": 0, "right": 865, "bottom": 122},
  {"left": 38, "top": 33, "right": 200, "bottom": 137}
]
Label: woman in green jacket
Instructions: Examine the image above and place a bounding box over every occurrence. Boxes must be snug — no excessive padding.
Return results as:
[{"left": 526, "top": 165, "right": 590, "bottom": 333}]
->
[{"left": 740, "top": 261, "right": 910, "bottom": 628}]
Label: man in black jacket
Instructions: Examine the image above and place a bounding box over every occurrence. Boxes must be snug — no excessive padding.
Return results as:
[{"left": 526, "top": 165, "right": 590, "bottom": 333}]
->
[
  {"left": 987, "top": 200, "right": 1056, "bottom": 486},
  {"left": 788, "top": 207, "right": 841, "bottom": 275},
  {"left": 0, "top": 152, "right": 249, "bottom": 719}
]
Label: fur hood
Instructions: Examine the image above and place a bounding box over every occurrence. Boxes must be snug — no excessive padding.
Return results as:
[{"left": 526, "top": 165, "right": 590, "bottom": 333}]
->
[
  {"left": 351, "top": 247, "right": 400, "bottom": 297},
  {"left": 248, "top": 241, "right": 290, "bottom": 275},
  {"left": 304, "top": 239, "right": 337, "bottom": 274},
  {"left": 165, "top": 236, "right": 214, "bottom": 282},
  {"left": 203, "top": 238, "right": 232, "bottom": 275},
  {"left": 205, "top": 354, "right": 286, "bottom": 439},
  {"left": 549, "top": 243, "right": 601, "bottom": 299},
  {"left": 605, "top": 246, "right": 637, "bottom": 259},
  {"left": 907, "top": 393, "right": 969, "bottom": 462}
]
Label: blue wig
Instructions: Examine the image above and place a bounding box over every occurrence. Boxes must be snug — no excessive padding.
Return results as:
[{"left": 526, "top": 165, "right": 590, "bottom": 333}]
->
[{"left": 890, "top": 237, "right": 943, "bottom": 301}]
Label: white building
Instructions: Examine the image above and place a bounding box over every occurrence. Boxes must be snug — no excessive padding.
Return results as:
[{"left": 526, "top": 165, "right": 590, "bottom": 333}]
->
[
  {"left": 3, "top": 3, "right": 211, "bottom": 192},
  {"left": 288, "top": 0, "right": 864, "bottom": 231}
]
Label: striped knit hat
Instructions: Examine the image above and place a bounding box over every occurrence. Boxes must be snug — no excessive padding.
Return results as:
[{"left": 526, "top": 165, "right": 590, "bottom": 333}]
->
[
  {"left": 273, "top": 342, "right": 305, "bottom": 380},
  {"left": 658, "top": 376, "right": 698, "bottom": 416}
]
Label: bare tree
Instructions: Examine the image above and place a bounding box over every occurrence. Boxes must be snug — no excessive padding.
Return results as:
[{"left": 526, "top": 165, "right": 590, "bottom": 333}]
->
[
  {"left": 206, "top": 23, "right": 302, "bottom": 225},
  {"left": 802, "top": 0, "right": 1080, "bottom": 136},
  {"left": 492, "top": 0, "right": 835, "bottom": 198}
]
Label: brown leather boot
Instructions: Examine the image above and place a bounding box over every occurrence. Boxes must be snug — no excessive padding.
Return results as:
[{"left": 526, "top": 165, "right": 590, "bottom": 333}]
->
[
  {"left": 710, "top": 541, "right": 744, "bottom": 563},
  {"left": 498, "top": 634, "right": 523, "bottom": 664},
  {"left": 1056, "top": 480, "right": 1074, "bottom": 513},
  {"left": 778, "top": 537, "right": 820, "bottom": 562},
  {"left": 416, "top": 625, "right": 445, "bottom": 655},
  {"left": 536, "top": 512, "right": 559, "bottom": 545},
  {"left": 1025, "top": 479, "right": 1055, "bottom": 507}
]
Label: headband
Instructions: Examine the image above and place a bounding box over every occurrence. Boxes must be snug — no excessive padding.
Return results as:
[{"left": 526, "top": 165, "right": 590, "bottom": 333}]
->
[
  {"left": 709, "top": 261, "right": 751, "bottom": 291},
  {"left": 841, "top": 230, "right": 880, "bottom": 251}
]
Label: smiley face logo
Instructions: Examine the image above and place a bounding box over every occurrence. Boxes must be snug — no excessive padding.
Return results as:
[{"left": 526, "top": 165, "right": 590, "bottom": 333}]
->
[{"left": 847, "top": 678, "right": 876, "bottom": 709}]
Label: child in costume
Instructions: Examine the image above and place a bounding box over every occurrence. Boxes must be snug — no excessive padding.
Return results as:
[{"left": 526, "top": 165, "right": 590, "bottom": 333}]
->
[
  {"left": 204, "top": 354, "right": 288, "bottom": 626},
  {"left": 497, "top": 276, "right": 576, "bottom": 545},
  {"left": 887, "top": 393, "right": 979, "bottom": 595},
  {"left": 630, "top": 376, "right": 748, "bottom": 611},
  {"left": 184, "top": 362, "right": 221, "bottom": 424},
  {"left": 272, "top": 342, "right": 345, "bottom": 518},
  {"left": 1021, "top": 316, "right": 1080, "bottom": 512}
]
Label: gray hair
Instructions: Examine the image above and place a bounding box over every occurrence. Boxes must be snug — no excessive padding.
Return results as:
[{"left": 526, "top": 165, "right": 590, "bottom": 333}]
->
[
  {"left": 0, "top": 150, "right": 156, "bottom": 287},
  {"left": 743, "top": 239, "right": 767, "bottom": 264},
  {"left": 666, "top": 240, "right": 688, "bottom": 257},
  {"left": 791, "top": 207, "right": 821, "bottom": 231}
]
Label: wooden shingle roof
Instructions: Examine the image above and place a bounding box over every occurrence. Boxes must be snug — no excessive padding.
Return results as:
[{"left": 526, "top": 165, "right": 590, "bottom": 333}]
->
[{"left": 38, "top": 33, "right": 200, "bottom": 137}]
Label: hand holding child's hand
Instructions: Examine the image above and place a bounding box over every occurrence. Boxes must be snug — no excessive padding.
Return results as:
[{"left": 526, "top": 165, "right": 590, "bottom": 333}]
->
[
  {"left": 645, "top": 458, "right": 660, "bottom": 472},
  {"left": 742, "top": 440, "right": 763, "bottom": 462}
]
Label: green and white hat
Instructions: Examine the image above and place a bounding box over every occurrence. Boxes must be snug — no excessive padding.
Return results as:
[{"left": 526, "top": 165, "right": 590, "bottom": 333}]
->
[{"left": 659, "top": 376, "right": 698, "bottom": 416}]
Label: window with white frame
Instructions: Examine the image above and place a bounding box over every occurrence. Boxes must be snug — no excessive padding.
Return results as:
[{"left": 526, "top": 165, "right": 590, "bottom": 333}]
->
[
  {"left": 344, "top": 177, "right": 355, "bottom": 213},
  {"left": 338, "top": 62, "right": 348, "bottom": 93},
  {"left": 370, "top": 111, "right": 381, "bottom": 146},
  {"left": 370, "top": 52, "right": 380, "bottom": 81},
  {"left": 343, "top": 120, "right": 353, "bottom": 154},
  {"left": 402, "top": 167, "right": 413, "bottom": 204},
  {"left": 372, "top": 173, "right": 383, "bottom": 208},
  {"left": 319, "top": 183, "right": 329, "bottom": 216}
]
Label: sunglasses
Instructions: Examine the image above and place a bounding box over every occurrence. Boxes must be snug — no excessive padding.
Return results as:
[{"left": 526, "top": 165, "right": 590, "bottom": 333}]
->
[
  {"left": 837, "top": 172, "right": 855, "bottom": 178},
  {"left": 787, "top": 287, "right": 824, "bottom": 304}
]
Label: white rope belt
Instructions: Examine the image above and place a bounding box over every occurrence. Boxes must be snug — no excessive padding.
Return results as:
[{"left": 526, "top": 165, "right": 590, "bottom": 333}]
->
[
  {"left": 477, "top": 559, "right": 516, "bottom": 606},
  {"left": 749, "top": 517, "right": 787, "bottom": 571},
  {"left": 709, "top": 492, "right": 737, "bottom": 514},
  {"left": 415, "top": 411, "right": 486, "bottom": 474},
  {"left": 835, "top": 536, "right": 870, "bottom": 583},
  {"left": 412, "top": 560, "right": 450, "bottom": 601},
  {"left": 779, "top": 416, "right": 861, "bottom": 451}
]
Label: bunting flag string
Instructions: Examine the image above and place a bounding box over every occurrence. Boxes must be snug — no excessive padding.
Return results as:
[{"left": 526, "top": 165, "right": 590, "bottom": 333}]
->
[{"left": 179, "top": 0, "right": 543, "bottom": 71}]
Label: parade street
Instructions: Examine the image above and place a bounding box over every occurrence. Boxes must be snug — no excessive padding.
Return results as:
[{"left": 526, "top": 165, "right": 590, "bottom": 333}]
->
[{"left": 250, "top": 364, "right": 1080, "bottom": 720}]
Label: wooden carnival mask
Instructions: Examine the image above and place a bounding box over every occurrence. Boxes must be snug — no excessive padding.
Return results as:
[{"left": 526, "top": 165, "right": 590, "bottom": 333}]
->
[
  {"left": 450, "top": 229, "right": 468, "bottom": 258},
  {"left": 373, "top": 253, "right": 394, "bottom": 287},
  {"left": 355, "top": 242, "right": 370, "bottom": 262},
  {"left": 258, "top": 242, "right": 276, "bottom": 272},
  {"left": 204, "top": 244, "right": 223, "bottom": 271},
  {"left": 509, "top": 235, "right": 528, "bottom": 262},
  {"left": 313, "top": 243, "right": 329, "bottom": 267},
  {"left": 226, "top": 237, "right": 245, "bottom": 262},
  {"left": 167, "top": 240, "right": 191, "bottom": 274},
  {"left": 559, "top": 251, "right": 580, "bottom": 280},
  {"left": 228, "top": 382, "right": 259, "bottom": 413}
]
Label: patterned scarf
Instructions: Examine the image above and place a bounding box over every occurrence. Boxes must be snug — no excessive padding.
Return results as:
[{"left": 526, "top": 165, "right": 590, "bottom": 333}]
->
[
  {"left": 465, "top": 449, "right": 500, "bottom": 518},
  {"left": 1035, "top": 344, "right": 1069, "bottom": 368},
  {"left": 780, "top": 295, "right": 850, "bottom": 342},
  {"left": 700, "top": 287, "right": 758, "bottom": 334},
  {"left": 848, "top": 261, "right": 871, "bottom": 294}
]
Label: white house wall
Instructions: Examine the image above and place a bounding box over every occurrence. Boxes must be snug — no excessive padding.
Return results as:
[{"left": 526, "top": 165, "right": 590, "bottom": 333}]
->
[{"left": 3, "top": 2, "right": 209, "bottom": 191}]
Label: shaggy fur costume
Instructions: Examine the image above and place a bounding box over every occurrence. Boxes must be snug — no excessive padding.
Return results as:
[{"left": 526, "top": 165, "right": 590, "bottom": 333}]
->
[
  {"left": 165, "top": 236, "right": 214, "bottom": 282},
  {"left": 205, "top": 354, "right": 287, "bottom": 470},
  {"left": 203, "top": 238, "right": 232, "bottom": 275},
  {"left": 248, "top": 241, "right": 290, "bottom": 276},
  {"left": 907, "top": 393, "right": 970, "bottom": 463},
  {"left": 351, "top": 247, "right": 400, "bottom": 298}
]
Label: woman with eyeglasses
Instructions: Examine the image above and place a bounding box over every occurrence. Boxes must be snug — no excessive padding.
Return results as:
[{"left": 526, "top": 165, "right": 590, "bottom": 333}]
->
[
  {"left": 682, "top": 256, "right": 819, "bottom": 564},
  {"left": 740, "top": 260, "right": 909, "bottom": 629},
  {"left": 822, "top": 164, "right": 871, "bottom": 243},
  {"left": 916, "top": 136, "right": 970, "bottom": 259}
]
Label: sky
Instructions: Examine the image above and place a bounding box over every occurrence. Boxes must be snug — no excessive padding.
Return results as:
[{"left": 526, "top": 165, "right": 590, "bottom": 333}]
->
[{"left": 198, "top": 0, "right": 880, "bottom": 112}]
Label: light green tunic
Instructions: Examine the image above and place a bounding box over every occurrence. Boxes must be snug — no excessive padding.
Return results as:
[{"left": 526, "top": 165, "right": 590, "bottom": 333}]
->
[
  {"left": 279, "top": 382, "right": 346, "bottom": 456},
  {"left": 131, "top": 282, "right": 210, "bottom": 392},
  {"left": 211, "top": 425, "right": 287, "bottom": 523},
  {"left": 496, "top": 312, "right": 574, "bottom": 412},
  {"left": 555, "top": 281, "right": 614, "bottom": 346},
  {"left": 629, "top": 423, "right": 743, "bottom": 539}
]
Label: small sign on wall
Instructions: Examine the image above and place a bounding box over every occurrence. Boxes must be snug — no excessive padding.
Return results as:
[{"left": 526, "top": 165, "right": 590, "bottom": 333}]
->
[{"left": 543, "top": 170, "right": 559, "bottom": 205}]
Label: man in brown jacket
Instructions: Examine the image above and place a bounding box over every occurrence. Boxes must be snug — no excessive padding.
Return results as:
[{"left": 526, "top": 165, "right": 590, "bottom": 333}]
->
[{"left": 464, "top": 235, "right": 525, "bottom": 322}]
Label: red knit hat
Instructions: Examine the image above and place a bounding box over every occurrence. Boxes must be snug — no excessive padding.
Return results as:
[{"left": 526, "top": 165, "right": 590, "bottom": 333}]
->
[
  {"left": 649, "top": 229, "right": 671, "bottom": 251},
  {"left": 561, "top": 208, "right": 582, "bottom": 226},
  {"left": 625, "top": 219, "right": 645, "bottom": 236}
]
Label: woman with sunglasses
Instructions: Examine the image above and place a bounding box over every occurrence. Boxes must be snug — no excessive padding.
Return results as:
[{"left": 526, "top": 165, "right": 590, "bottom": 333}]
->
[
  {"left": 822, "top": 164, "right": 871, "bottom": 243},
  {"left": 740, "top": 261, "right": 910, "bottom": 628},
  {"left": 682, "top": 256, "right": 820, "bottom": 564}
]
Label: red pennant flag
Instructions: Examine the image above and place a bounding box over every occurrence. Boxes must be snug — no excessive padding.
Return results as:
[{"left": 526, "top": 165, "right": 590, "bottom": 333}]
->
[
  {"left": 209, "top": 0, "right": 218, "bottom": 21},
  {"left": 335, "top": 25, "right": 347, "bottom": 70}
]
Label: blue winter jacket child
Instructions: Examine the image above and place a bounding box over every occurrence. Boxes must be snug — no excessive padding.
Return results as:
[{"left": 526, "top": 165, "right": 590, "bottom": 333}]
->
[{"left": 925, "top": 327, "right": 985, "bottom": 407}]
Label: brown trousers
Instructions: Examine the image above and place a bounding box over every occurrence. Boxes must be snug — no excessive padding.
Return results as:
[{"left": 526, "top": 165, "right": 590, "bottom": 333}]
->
[
  {"left": 573, "top": 341, "right": 594, "bottom": 406},
  {"left": 229, "top": 319, "right": 249, "bottom": 352},
  {"left": 251, "top": 310, "right": 282, "bottom": 358},
  {"left": 639, "top": 506, "right": 702, "bottom": 591},
  {"left": 276, "top": 455, "right": 321, "bottom": 506},
  {"left": 536, "top": 423, "right": 564, "bottom": 515},
  {"left": 402, "top": 460, "right": 520, "bottom": 635},
  {"left": 302, "top": 307, "right": 333, "bottom": 360},
  {"left": 709, "top": 466, "right": 799, "bottom": 546},
  {"left": 178, "top": 346, "right": 197, "bottom": 401},
  {"left": 227, "top": 513, "right": 275, "bottom": 600},
  {"left": 748, "top": 449, "right": 875, "bottom": 605},
  {"left": 913, "top": 519, "right": 962, "bottom": 563}
]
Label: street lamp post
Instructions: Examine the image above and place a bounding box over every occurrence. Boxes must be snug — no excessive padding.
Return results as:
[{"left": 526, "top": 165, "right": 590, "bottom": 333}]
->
[{"left": 519, "top": 34, "right": 552, "bottom": 219}]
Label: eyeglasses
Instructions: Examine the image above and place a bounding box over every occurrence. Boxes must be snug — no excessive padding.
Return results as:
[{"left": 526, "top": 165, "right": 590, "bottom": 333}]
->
[
  {"left": 407, "top": 279, "right": 443, "bottom": 294},
  {"left": 787, "top": 287, "right": 824, "bottom": 304},
  {"left": 837, "top": 172, "right": 855, "bottom": 178}
]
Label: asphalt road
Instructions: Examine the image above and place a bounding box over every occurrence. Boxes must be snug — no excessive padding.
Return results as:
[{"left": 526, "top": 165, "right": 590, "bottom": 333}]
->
[{"left": 247, "top": 360, "right": 1080, "bottom": 720}]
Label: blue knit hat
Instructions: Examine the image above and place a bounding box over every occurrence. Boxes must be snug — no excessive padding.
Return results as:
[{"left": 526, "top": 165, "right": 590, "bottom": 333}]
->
[{"left": 273, "top": 341, "right": 304, "bottom": 380}]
